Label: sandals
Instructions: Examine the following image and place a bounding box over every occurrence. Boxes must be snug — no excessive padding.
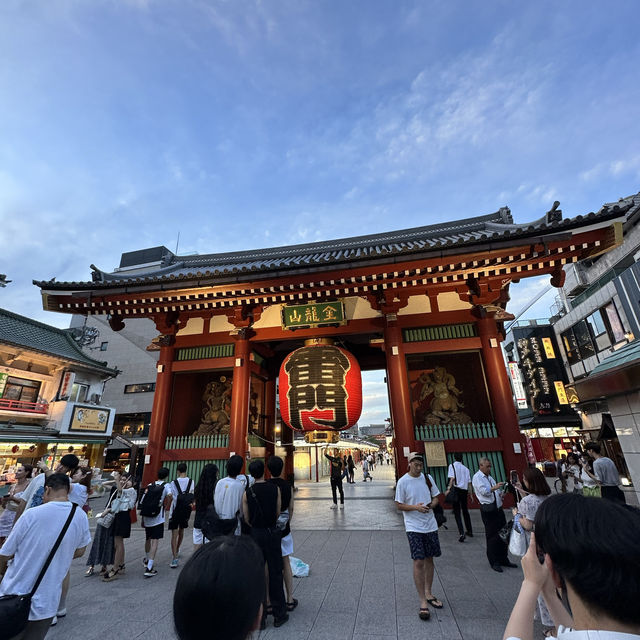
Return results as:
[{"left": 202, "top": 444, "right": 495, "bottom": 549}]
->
[
  {"left": 426, "top": 596, "right": 443, "bottom": 609},
  {"left": 102, "top": 568, "right": 120, "bottom": 582},
  {"left": 286, "top": 598, "right": 298, "bottom": 611},
  {"left": 419, "top": 607, "right": 431, "bottom": 620}
]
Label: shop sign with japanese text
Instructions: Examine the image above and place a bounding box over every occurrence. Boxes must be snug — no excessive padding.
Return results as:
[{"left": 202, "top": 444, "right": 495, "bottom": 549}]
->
[{"left": 281, "top": 301, "right": 345, "bottom": 329}]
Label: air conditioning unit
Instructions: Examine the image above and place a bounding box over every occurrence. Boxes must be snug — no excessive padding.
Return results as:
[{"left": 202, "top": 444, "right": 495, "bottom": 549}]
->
[{"left": 90, "top": 393, "right": 102, "bottom": 405}]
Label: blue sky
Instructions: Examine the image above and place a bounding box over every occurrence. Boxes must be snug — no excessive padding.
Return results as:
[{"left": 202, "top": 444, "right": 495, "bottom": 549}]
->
[{"left": 1, "top": 1, "right": 639, "bottom": 424}]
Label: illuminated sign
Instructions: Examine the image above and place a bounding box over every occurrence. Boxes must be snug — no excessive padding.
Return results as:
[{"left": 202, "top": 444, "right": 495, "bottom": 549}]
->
[
  {"left": 508, "top": 362, "right": 528, "bottom": 409},
  {"left": 554, "top": 381, "right": 569, "bottom": 405},
  {"left": 69, "top": 406, "right": 111, "bottom": 433},
  {"left": 542, "top": 337, "right": 556, "bottom": 358}
]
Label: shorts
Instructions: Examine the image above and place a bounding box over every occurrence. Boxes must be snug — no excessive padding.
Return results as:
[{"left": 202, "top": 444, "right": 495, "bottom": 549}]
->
[
  {"left": 144, "top": 523, "right": 164, "bottom": 540},
  {"left": 281, "top": 533, "right": 294, "bottom": 557},
  {"left": 193, "top": 528, "right": 206, "bottom": 545},
  {"left": 168, "top": 516, "right": 190, "bottom": 531},
  {"left": 406, "top": 531, "right": 441, "bottom": 560}
]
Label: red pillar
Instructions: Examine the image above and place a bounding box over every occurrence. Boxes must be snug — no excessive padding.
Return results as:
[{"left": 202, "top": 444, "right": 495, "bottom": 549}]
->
[
  {"left": 142, "top": 343, "right": 175, "bottom": 486},
  {"left": 264, "top": 378, "right": 276, "bottom": 468},
  {"left": 477, "top": 316, "right": 526, "bottom": 478},
  {"left": 229, "top": 332, "right": 251, "bottom": 461},
  {"left": 384, "top": 319, "right": 416, "bottom": 475}
]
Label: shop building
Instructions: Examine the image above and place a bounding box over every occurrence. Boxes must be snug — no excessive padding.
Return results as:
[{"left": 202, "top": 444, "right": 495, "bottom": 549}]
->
[
  {"left": 34, "top": 200, "right": 623, "bottom": 489},
  {"left": 0, "top": 308, "right": 118, "bottom": 484}
]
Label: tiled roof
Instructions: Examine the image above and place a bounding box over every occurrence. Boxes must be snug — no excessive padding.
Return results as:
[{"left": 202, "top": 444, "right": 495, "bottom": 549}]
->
[
  {"left": 0, "top": 308, "right": 118, "bottom": 373},
  {"left": 34, "top": 194, "right": 637, "bottom": 291}
]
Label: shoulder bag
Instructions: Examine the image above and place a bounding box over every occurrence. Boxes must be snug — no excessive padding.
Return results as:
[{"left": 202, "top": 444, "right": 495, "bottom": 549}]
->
[
  {"left": 444, "top": 462, "right": 460, "bottom": 505},
  {"left": 423, "top": 472, "right": 447, "bottom": 529},
  {"left": 0, "top": 503, "right": 78, "bottom": 639}
]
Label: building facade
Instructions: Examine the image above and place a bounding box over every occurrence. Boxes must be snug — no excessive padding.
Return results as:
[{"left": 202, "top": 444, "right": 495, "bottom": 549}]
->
[
  {"left": 34, "top": 202, "right": 623, "bottom": 490},
  {"left": 0, "top": 308, "right": 118, "bottom": 485}
]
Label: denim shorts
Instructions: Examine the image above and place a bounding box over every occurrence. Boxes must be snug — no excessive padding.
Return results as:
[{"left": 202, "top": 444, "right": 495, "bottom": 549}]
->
[{"left": 406, "top": 531, "right": 441, "bottom": 560}]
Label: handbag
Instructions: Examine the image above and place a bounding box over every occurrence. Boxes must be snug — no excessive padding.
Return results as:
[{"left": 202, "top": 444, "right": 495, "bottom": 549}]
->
[
  {"left": 498, "top": 520, "right": 513, "bottom": 543},
  {"left": 508, "top": 525, "right": 527, "bottom": 557},
  {"left": 444, "top": 462, "right": 460, "bottom": 505},
  {"left": 0, "top": 504, "right": 77, "bottom": 639},
  {"left": 275, "top": 509, "right": 289, "bottom": 532},
  {"left": 96, "top": 491, "right": 117, "bottom": 529}
]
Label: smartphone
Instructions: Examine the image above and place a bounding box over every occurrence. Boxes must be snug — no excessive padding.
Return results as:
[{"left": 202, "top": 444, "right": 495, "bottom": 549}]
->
[{"left": 510, "top": 470, "right": 518, "bottom": 484}]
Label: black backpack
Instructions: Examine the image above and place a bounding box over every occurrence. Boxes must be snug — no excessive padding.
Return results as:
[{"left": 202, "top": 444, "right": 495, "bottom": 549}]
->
[
  {"left": 201, "top": 503, "right": 238, "bottom": 540},
  {"left": 172, "top": 479, "right": 194, "bottom": 521},
  {"left": 139, "top": 482, "right": 165, "bottom": 518}
]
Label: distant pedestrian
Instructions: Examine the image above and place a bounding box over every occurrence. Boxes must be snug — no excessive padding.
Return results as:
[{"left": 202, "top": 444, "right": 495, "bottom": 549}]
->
[
  {"left": 192, "top": 464, "right": 219, "bottom": 550},
  {"left": 324, "top": 447, "right": 344, "bottom": 509},
  {"left": 385, "top": 451, "right": 391, "bottom": 465},
  {"left": 140, "top": 466, "right": 172, "bottom": 578},
  {"left": 395, "top": 452, "right": 443, "bottom": 621},
  {"left": 563, "top": 453, "right": 582, "bottom": 494},
  {"left": 555, "top": 455, "right": 567, "bottom": 493},
  {"left": 168, "top": 463, "right": 194, "bottom": 568},
  {"left": 69, "top": 466, "right": 92, "bottom": 509},
  {"left": 585, "top": 442, "right": 626, "bottom": 503},
  {"left": 0, "top": 473, "right": 91, "bottom": 640},
  {"left": 445, "top": 453, "right": 473, "bottom": 542},
  {"left": 579, "top": 454, "right": 601, "bottom": 497},
  {"left": 362, "top": 457, "right": 372, "bottom": 482},
  {"left": 472, "top": 457, "right": 516, "bottom": 573},
  {"left": 347, "top": 455, "right": 355, "bottom": 483}
]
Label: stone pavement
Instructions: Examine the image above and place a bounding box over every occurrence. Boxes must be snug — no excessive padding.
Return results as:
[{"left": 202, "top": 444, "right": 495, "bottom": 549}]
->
[{"left": 47, "top": 464, "right": 529, "bottom": 640}]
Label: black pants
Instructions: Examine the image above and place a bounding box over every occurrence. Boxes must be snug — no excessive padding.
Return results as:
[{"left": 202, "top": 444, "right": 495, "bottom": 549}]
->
[
  {"left": 331, "top": 476, "right": 344, "bottom": 504},
  {"left": 251, "top": 528, "right": 286, "bottom": 619},
  {"left": 601, "top": 485, "right": 626, "bottom": 503},
  {"left": 480, "top": 506, "right": 508, "bottom": 567},
  {"left": 451, "top": 489, "right": 472, "bottom": 536}
]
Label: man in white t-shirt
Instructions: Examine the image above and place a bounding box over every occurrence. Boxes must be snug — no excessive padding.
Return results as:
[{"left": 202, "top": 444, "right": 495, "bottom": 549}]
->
[
  {"left": 214, "top": 455, "right": 250, "bottom": 536},
  {"left": 140, "top": 467, "right": 172, "bottom": 578},
  {"left": 0, "top": 473, "right": 91, "bottom": 640},
  {"left": 168, "top": 463, "right": 193, "bottom": 569},
  {"left": 395, "top": 452, "right": 443, "bottom": 622}
]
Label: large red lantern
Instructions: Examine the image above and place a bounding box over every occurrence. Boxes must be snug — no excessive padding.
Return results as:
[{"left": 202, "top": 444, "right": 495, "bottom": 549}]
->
[{"left": 279, "top": 339, "right": 362, "bottom": 432}]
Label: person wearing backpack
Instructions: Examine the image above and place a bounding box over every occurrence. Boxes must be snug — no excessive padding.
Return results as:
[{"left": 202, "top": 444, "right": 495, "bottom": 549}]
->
[
  {"left": 140, "top": 467, "right": 172, "bottom": 578},
  {"left": 168, "top": 463, "right": 194, "bottom": 569}
]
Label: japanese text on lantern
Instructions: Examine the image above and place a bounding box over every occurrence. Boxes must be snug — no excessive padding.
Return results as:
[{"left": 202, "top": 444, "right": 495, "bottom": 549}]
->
[{"left": 281, "top": 301, "right": 345, "bottom": 329}]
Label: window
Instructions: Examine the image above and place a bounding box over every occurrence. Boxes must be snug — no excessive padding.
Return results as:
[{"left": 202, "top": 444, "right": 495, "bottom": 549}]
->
[
  {"left": 561, "top": 329, "right": 581, "bottom": 365},
  {"left": 603, "top": 302, "right": 626, "bottom": 343},
  {"left": 69, "top": 383, "right": 89, "bottom": 403},
  {"left": 124, "top": 383, "right": 156, "bottom": 394},
  {"left": 573, "top": 320, "right": 596, "bottom": 359},
  {"left": 586, "top": 311, "right": 607, "bottom": 337},
  {"left": 1, "top": 376, "right": 41, "bottom": 403},
  {"left": 100, "top": 342, "right": 108, "bottom": 351}
]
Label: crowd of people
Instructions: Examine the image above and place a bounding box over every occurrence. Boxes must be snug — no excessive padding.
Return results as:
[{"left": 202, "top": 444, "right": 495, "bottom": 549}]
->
[{"left": 0, "top": 443, "right": 637, "bottom": 640}]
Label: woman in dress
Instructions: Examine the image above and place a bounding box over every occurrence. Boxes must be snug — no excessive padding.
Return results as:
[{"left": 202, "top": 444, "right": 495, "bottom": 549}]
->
[
  {"left": 512, "top": 467, "right": 554, "bottom": 637},
  {"left": 192, "top": 463, "right": 219, "bottom": 550},
  {"left": 564, "top": 453, "right": 582, "bottom": 494},
  {"left": 0, "top": 464, "right": 33, "bottom": 548},
  {"left": 86, "top": 482, "right": 118, "bottom": 577},
  {"left": 580, "top": 453, "right": 601, "bottom": 497},
  {"left": 103, "top": 473, "right": 138, "bottom": 581},
  {"left": 347, "top": 455, "right": 355, "bottom": 484}
]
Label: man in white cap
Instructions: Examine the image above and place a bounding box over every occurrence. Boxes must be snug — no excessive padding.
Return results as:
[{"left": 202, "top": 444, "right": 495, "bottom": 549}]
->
[{"left": 394, "top": 452, "right": 444, "bottom": 622}]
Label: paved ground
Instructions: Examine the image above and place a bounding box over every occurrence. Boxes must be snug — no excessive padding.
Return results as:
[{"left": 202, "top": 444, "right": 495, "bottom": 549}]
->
[{"left": 47, "top": 464, "right": 533, "bottom": 640}]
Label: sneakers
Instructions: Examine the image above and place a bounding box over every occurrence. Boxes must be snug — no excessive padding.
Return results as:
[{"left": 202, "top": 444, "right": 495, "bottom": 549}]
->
[
  {"left": 458, "top": 535, "right": 465, "bottom": 543},
  {"left": 170, "top": 558, "right": 179, "bottom": 569},
  {"left": 330, "top": 504, "right": 338, "bottom": 509},
  {"left": 57, "top": 608, "right": 67, "bottom": 618},
  {"left": 339, "top": 504, "right": 344, "bottom": 509},
  {"left": 144, "top": 568, "right": 158, "bottom": 578}
]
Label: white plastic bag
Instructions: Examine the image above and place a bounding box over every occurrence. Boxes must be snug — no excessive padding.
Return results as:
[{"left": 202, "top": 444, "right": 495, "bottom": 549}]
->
[
  {"left": 508, "top": 526, "right": 527, "bottom": 557},
  {"left": 289, "top": 556, "right": 309, "bottom": 578}
]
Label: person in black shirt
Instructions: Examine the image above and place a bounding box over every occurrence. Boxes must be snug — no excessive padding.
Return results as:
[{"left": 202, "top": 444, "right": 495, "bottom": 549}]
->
[
  {"left": 323, "top": 447, "right": 344, "bottom": 509},
  {"left": 242, "top": 460, "right": 288, "bottom": 628},
  {"left": 267, "top": 456, "right": 298, "bottom": 612}
]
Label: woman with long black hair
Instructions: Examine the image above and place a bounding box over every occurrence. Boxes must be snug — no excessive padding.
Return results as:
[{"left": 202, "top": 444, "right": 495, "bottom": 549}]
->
[{"left": 192, "top": 463, "right": 219, "bottom": 550}]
